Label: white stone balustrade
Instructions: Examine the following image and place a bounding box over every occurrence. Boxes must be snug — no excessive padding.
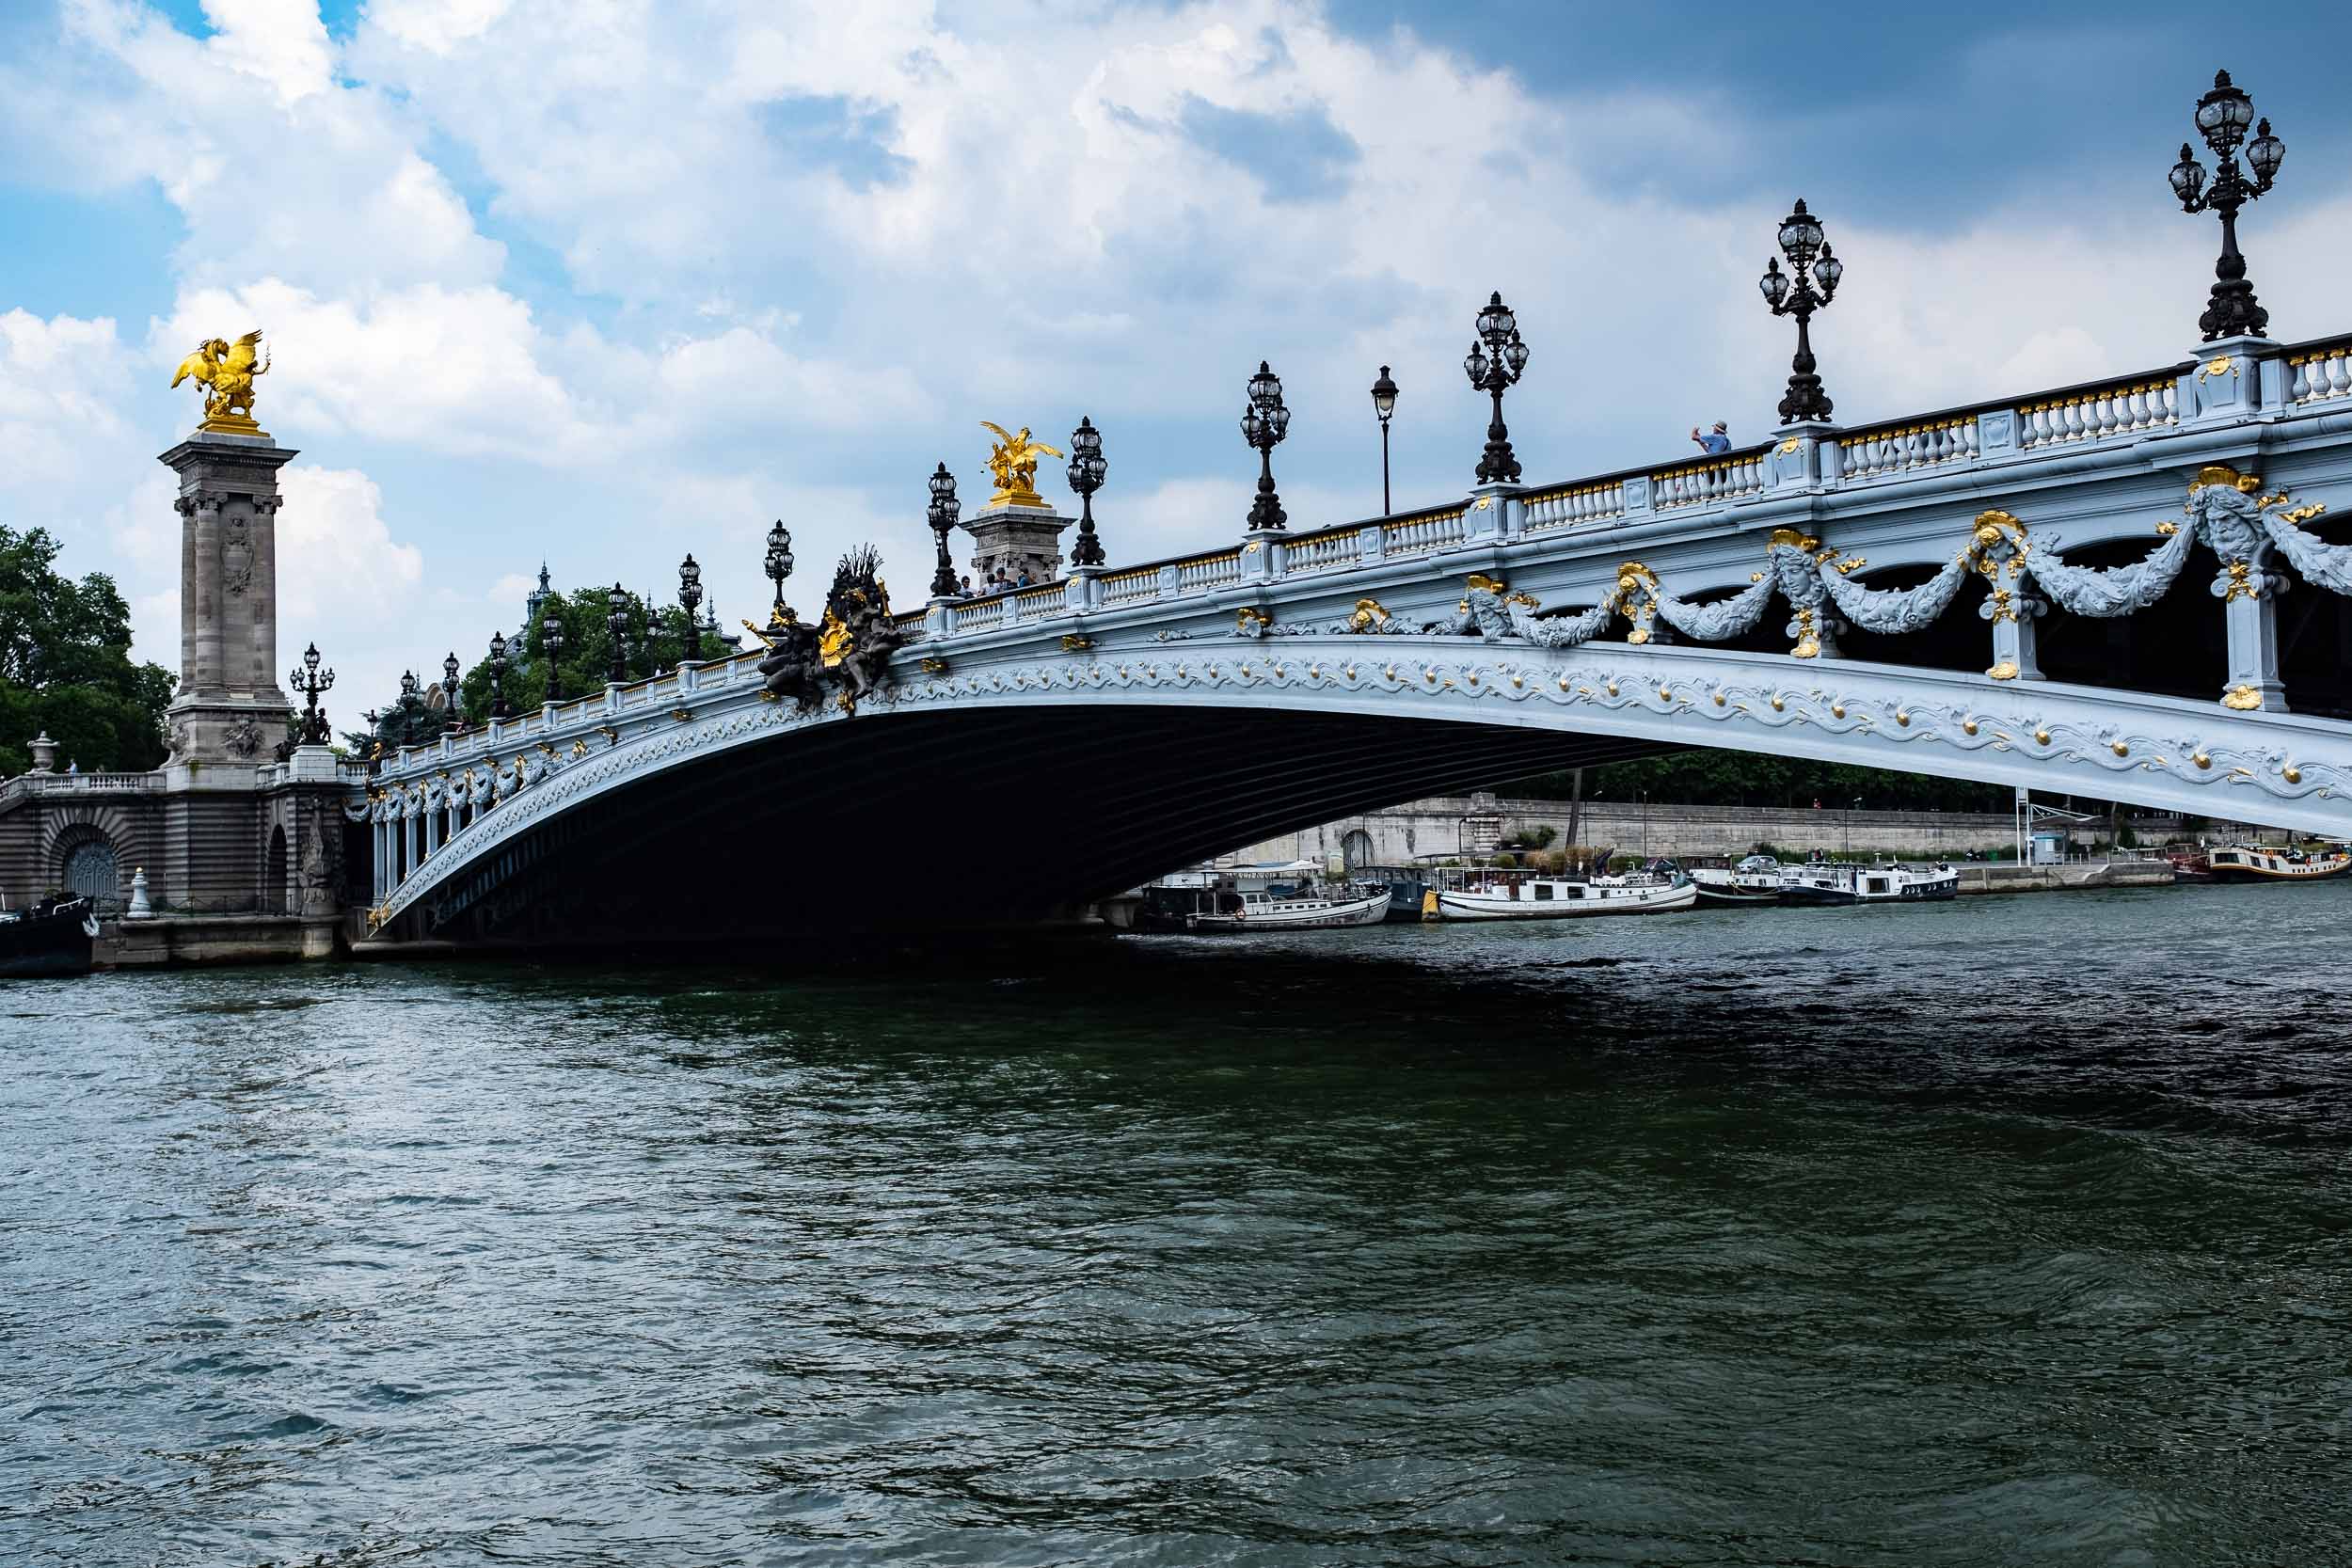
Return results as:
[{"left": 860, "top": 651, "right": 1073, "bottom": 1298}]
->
[
  {"left": 1281, "top": 527, "right": 1363, "bottom": 575},
  {"left": 1649, "top": 451, "right": 1765, "bottom": 510},
  {"left": 1520, "top": 480, "right": 1626, "bottom": 532},
  {"left": 1178, "top": 550, "right": 1244, "bottom": 593},
  {"left": 1378, "top": 506, "right": 1470, "bottom": 557},
  {"left": 2289, "top": 341, "right": 2352, "bottom": 404},
  {"left": 1100, "top": 567, "right": 1161, "bottom": 606},
  {"left": 952, "top": 596, "right": 1009, "bottom": 634},
  {"left": 1014, "top": 584, "right": 1067, "bottom": 624},
  {"left": 1834, "top": 416, "right": 1979, "bottom": 479},
  {"left": 2017, "top": 377, "right": 2179, "bottom": 449}
]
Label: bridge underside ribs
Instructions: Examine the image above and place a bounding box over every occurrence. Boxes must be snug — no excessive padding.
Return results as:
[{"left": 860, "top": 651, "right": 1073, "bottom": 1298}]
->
[{"left": 414, "top": 706, "right": 1667, "bottom": 947}]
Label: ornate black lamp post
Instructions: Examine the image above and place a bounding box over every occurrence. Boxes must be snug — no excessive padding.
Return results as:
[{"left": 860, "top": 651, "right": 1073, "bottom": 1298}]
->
[
  {"left": 606, "top": 584, "right": 630, "bottom": 684},
  {"left": 396, "top": 669, "right": 424, "bottom": 745},
  {"left": 678, "top": 554, "right": 704, "bottom": 662},
  {"left": 541, "top": 612, "right": 566, "bottom": 702},
  {"left": 1462, "top": 293, "right": 1530, "bottom": 484},
  {"left": 1067, "top": 418, "right": 1107, "bottom": 566},
  {"left": 361, "top": 707, "right": 382, "bottom": 773},
  {"left": 2170, "top": 70, "right": 2285, "bottom": 341},
  {"left": 1758, "top": 199, "right": 1843, "bottom": 424},
  {"left": 927, "top": 464, "right": 961, "bottom": 597},
  {"left": 487, "top": 629, "right": 513, "bottom": 719},
  {"left": 764, "top": 520, "right": 794, "bottom": 624},
  {"left": 290, "top": 641, "right": 334, "bottom": 745},
  {"left": 1241, "top": 360, "right": 1290, "bottom": 532},
  {"left": 441, "top": 650, "right": 463, "bottom": 732},
  {"left": 1370, "top": 365, "right": 1399, "bottom": 513}
]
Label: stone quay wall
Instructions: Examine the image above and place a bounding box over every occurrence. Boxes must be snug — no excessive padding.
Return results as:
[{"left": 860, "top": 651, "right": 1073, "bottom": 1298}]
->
[{"left": 1225, "top": 795, "right": 2258, "bottom": 867}]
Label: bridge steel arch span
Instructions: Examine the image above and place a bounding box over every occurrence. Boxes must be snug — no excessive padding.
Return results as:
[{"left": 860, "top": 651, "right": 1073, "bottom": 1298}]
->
[{"left": 368, "top": 634, "right": 2352, "bottom": 944}]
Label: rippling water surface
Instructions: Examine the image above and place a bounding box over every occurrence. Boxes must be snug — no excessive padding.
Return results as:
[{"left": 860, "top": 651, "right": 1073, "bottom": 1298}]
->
[{"left": 8, "top": 883, "right": 2351, "bottom": 1565}]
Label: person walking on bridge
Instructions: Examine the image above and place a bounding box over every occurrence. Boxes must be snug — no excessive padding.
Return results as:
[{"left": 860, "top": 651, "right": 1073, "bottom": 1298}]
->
[{"left": 1691, "top": 421, "right": 1731, "bottom": 455}]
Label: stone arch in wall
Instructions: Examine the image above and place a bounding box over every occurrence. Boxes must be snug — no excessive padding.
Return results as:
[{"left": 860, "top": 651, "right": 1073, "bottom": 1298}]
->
[
  {"left": 55, "top": 826, "right": 121, "bottom": 911},
  {"left": 1340, "top": 829, "right": 1375, "bottom": 874},
  {"left": 266, "top": 825, "right": 289, "bottom": 914}
]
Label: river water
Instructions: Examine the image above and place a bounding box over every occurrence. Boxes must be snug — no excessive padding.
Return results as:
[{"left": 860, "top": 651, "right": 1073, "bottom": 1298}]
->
[{"left": 7, "top": 883, "right": 2350, "bottom": 1566}]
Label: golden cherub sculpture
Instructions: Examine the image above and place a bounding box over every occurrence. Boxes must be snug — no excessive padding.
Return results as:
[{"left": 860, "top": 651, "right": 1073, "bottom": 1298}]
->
[
  {"left": 981, "top": 420, "right": 1063, "bottom": 509},
  {"left": 171, "top": 330, "right": 271, "bottom": 435}
]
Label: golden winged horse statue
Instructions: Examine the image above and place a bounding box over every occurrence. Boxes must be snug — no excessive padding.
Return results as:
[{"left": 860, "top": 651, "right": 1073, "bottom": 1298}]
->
[
  {"left": 171, "top": 330, "right": 270, "bottom": 433},
  {"left": 980, "top": 420, "right": 1063, "bottom": 508}
]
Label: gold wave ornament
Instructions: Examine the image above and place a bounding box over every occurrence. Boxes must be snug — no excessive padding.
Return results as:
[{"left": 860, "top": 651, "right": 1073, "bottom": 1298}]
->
[
  {"left": 170, "top": 330, "right": 271, "bottom": 436},
  {"left": 980, "top": 420, "right": 1063, "bottom": 509}
]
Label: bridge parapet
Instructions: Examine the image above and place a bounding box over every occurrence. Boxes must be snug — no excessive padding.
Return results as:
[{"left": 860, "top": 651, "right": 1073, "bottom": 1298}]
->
[{"left": 356, "top": 326, "right": 2352, "bottom": 938}]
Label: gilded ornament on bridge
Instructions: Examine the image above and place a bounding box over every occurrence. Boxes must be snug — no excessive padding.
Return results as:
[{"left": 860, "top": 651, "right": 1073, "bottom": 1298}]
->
[
  {"left": 2222, "top": 684, "right": 2264, "bottom": 710},
  {"left": 170, "top": 330, "right": 271, "bottom": 435},
  {"left": 979, "top": 421, "right": 1064, "bottom": 508}
]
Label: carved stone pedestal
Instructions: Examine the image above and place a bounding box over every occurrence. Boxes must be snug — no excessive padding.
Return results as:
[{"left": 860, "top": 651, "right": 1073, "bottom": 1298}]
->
[
  {"left": 160, "top": 431, "right": 298, "bottom": 769},
  {"left": 963, "top": 499, "right": 1072, "bottom": 589}
]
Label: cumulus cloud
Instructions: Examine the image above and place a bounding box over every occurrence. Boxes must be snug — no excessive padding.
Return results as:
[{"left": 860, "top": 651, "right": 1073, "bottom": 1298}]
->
[
  {"left": 0, "top": 309, "right": 135, "bottom": 490},
  {"left": 7, "top": 0, "right": 2351, "bottom": 696}
]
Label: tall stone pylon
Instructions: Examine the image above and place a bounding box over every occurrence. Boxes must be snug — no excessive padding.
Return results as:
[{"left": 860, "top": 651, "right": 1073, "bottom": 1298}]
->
[{"left": 158, "top": 427, "right": 297, "bottom": 768}]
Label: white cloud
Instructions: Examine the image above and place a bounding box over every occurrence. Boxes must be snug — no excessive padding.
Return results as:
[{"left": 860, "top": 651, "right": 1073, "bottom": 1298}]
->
[
  {"left": 0, "top": 309, "right": 135, "bottom": 490},
  {"left": 8, "top": 0, "right": 2352, "bottom": 700}
]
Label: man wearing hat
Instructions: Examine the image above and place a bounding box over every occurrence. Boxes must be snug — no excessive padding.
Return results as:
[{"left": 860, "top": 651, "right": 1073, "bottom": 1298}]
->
[{"left": 1691, "top": 420, "right": 1731, "bottom": 455}]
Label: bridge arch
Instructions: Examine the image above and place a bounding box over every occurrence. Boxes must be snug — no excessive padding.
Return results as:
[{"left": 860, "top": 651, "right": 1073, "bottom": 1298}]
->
[{"left": 367, "top": 634, "right": 2352, "bottom": 945}]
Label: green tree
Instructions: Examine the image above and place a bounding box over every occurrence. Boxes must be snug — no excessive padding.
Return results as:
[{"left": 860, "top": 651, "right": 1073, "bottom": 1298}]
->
[
  {"left": 453, "top": 587, "right": 709, "bottom": 723},
  {"left": 1502, "top": 753, "right": 2011, "bottom": 814},
  {"left": 0, "top": 525, "right": 177, "bottom": 775}
]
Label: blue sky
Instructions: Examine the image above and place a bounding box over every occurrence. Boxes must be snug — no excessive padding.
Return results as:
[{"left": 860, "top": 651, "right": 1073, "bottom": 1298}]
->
[{"left": 3, "top": 0, "right": 2349, "bottom": 713}]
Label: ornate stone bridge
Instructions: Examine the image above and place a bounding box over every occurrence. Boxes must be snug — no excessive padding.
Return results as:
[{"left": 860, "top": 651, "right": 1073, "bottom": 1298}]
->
[{"left": 357, "top": 329, "right": 2352, "bottom": 943}]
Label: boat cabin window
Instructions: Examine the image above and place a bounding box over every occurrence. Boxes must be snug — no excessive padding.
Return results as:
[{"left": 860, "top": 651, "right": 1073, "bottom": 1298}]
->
[{"left": 1533, "top": 883, "right": 1553, "bottom": 901}]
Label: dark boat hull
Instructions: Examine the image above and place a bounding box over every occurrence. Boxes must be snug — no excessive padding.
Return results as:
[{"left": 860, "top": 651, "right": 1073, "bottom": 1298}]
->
[{"left": 0, "top": 899, "right": 97, "bottom": 978}]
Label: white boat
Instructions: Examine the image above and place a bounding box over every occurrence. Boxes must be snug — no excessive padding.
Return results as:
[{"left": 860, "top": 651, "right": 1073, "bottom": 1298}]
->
[
  {"left": 1691, "top": 854, "right": 1785, "bottom": 906},
  {"left": 1184, "top": 885, "right": 1392, "bottom": 931},
  {"left": 1137, "top": 863, "right": 1392, "bottom": 931},
  {"left": 1778, "top": 861, "right": 1959, "bottom": 906},
  {"left": 1432, "top": 872, "right": 1697, "bottom": 920},
  {"left": 2204, "top": 843, "right": 2350, "bottom": 882}
]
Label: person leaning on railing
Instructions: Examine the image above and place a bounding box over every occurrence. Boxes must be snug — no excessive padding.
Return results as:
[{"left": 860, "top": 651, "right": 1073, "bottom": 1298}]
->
[{"left": 1690, "top": 421, "right": 1731, "bottom": 455}]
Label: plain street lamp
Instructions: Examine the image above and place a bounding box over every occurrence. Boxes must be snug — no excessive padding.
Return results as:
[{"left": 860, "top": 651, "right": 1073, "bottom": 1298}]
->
[
  {"left": 1370, "top": 364, "right": 1399, "bottom": 514},
  {"left": 607, "top": 584, "right": 630, "bottom": 685},
  {"left": 678, "top": 554, "right": 704, "bottom": 662},
  {"left": 487, "top": 630, "right": 513, "bottom": 719},
  {"left": 1241, "top": 360, "right": 1290, "bottom": 533},
  {"left": 1067, "top": 417, "right": 1107, "bottom": 567},
  {"left": 764, "top": 520, "right": 794, "bottom": 624},
  {"left": 1462, "top": 293, "right": 1530, "bottom": 483},
  {"left": 291, "top": 641, "right": 334, "bottom": 745},
  {"left": 1759, "top": 199, "right": 1844, "bottom": 424},
  {"left": 927, "top": 463, "right": 961, "bottom": 598},
  {"left": 2170, "top": 70, "right": 2285, "bottom": 341}
]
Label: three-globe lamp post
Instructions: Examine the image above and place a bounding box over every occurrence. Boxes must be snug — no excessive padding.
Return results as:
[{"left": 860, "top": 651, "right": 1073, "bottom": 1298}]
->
[
  {"left": 928, "top": 464, "right": 961, "bottom": 598},
  {"left": 1463, "top": 293, "right": 1529, "bottom": 484},
  {"left": 1068, "top": 417, "right": 1107, "bottom": 567},
  {"left": 291, "top": 641, "right": 334, "bottom": 746},
  {"left": 607, "top": 585, "right": 629, "bottom": 685},
  {"left": 1758, "top": 198, "right": 1844, "bottom": 425},
  {"left": 678, "top": 554, "right": 704, "bottom": 663},
  {"left": 487, "top": 630, "right": 513, "bottom": 719},
  {"left": 2169, "top": 69, "right": 2285, "bottom": 341},
  {"left": 1241, "top": 360, "right": 1290, "bottom": 533}
]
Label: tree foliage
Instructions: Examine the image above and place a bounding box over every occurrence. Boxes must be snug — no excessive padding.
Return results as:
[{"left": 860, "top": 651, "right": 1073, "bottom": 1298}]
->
[
  {"left": 1502, "top": 752, "right": 2012, "bottom": 813},
  {"left": 0, "top": 525, "right": 176, "bottom": 776}
]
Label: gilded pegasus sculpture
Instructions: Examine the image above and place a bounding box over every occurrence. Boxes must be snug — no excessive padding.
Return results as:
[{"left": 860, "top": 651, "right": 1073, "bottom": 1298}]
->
[
  {"left": 171, "top": 330, "right": 270, "bottom": 433},
  {"left": 980, "top": 420, "right": 1063, "bottom": 508}
]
